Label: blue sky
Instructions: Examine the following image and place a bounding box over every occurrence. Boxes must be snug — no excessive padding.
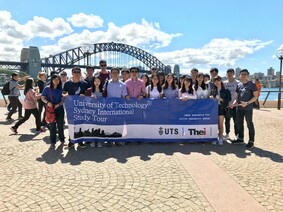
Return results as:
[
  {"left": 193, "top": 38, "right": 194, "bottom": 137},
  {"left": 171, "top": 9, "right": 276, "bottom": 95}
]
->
[{"left": 0, "top": 0, "right": 282, "bottom": 76}]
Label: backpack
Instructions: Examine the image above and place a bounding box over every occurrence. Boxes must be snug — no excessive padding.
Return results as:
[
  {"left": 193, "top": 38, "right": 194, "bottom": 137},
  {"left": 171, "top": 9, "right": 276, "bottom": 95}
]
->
[{"left": 1, "top": 80, "right": 14, "bottom": 95}]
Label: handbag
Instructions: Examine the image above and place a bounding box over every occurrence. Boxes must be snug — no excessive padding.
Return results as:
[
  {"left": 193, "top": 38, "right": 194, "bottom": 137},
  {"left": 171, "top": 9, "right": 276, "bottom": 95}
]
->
[{"left": 45, "top": 87, "right": 56, "bottom": 123}]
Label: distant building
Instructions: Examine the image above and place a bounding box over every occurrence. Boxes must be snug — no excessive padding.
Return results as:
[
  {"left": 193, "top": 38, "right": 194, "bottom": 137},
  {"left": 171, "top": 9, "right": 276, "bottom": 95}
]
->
[
  {"left": 173, "top": 64, "right": 180, "bottom": 79},
  {"left": 253, "top": 72, "right": 264, "bottom": 80},
  {"left": 267, "top": 67, "right": 275, "bottom": 76},
  {"left": 235, "top": 67, "right": 241, "bottom": 78},
  {"left": 166, "top": 65, "right": 172, "bottom": 74}
]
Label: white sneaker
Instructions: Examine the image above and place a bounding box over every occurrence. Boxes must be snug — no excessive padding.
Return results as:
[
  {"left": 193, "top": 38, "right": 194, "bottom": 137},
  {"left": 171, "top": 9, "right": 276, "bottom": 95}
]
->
[
  {"left": 97, "top": 142, "right": 102, "bottom": 148},
  {"left": 224, "top": 134, "right": 230, "bottom": 140},
  {"left": 218, "top": 138, "right": 224, "bottom": 145},
  {"left": 212, "top": 141, "right": 216, "bottom": 145},
  {"left": 90, "top": 142, "right": 95, "bottom": 148}
]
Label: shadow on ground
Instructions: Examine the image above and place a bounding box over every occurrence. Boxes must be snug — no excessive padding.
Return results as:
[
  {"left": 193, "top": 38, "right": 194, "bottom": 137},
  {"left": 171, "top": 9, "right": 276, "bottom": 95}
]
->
[{"left": 36, "top": 141, "right": 283, "bottom": 165}]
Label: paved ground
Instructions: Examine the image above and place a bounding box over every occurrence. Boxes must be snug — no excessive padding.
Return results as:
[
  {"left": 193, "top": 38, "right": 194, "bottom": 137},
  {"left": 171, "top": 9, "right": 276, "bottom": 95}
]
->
[{"left": 0, "top": 107, "right": 282, "bottom": 212}]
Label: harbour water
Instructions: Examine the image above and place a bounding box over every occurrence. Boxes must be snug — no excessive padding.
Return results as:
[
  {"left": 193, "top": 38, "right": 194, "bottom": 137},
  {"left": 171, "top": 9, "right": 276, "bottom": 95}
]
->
[{"left": 0, "top": 88, "right": 282, "bottom": 101}]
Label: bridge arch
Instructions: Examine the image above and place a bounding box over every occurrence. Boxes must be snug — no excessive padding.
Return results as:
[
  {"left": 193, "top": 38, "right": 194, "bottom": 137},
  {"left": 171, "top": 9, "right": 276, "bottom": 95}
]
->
[{"left": 41, "top": 42, "right": 170, "bottom": 74}]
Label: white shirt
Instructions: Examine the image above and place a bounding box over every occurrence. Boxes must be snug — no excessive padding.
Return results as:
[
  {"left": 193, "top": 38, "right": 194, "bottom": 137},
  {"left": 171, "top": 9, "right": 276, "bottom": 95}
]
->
[{"left": 146, "top": 85, "right": 161, "bottom": 99}]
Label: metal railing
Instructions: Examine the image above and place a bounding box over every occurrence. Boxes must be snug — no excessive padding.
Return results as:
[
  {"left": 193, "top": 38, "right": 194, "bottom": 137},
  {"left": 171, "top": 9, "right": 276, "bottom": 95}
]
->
[{"left": 261, "top": 90, "right": 283, "bottom": 108}]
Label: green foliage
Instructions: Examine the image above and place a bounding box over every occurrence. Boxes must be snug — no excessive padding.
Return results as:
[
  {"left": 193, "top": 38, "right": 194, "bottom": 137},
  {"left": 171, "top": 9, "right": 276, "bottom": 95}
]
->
[{"left": 0, "top": 68, "right": 28, "bottom": 78}]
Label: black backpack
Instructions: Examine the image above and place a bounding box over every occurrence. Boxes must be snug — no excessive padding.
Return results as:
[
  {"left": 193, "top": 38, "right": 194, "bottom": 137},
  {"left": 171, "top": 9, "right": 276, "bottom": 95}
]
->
[{"left": 1, "top": 80, "right": 14, "bottom": 95}]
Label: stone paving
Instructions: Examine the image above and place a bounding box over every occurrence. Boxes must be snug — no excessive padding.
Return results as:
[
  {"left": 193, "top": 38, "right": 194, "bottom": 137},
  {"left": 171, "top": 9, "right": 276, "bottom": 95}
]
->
[{"left": 0, "top": 107, "right": 282, "bottom": 211}]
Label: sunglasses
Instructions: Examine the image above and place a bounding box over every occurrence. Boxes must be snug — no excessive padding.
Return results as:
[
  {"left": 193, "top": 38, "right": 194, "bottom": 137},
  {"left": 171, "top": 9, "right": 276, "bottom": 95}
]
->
[
  {"left": 72, "top": 71, "right": 81, "bottom": 74},
  {"left": 151, "top": 68, "right": 157, "bottom": 70},
  {"left": 100, "top": 64, "right": 107, "bottom": 67},
  {"left": 131, "top": 70, "right": 138, "bottom": 73}
]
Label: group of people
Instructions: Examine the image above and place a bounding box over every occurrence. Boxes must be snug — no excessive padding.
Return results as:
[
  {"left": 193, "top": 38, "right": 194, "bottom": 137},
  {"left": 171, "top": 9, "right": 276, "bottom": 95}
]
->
[{"left": 4, "top": 59, "right": 259, "bottom": 149}]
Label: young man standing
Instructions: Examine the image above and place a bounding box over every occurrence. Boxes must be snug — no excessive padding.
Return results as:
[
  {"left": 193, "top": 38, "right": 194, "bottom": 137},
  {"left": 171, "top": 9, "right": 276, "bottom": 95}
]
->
[
  {"left": 84, "top": 66, "right": 95, "bottom": 88},
  {"left": 6, "top": 73, "right": 27, "bottom": 120},
  {"left": 104, "top": 67, "right": 130, "bottom": 147},
  {"left": 232, "top": 69, "right": 258, "bottom": 148},
  {"left": 125, "top": 67, "right": 145, "bottom": 100},
  {"left": 223, "top": 69, "right": 239, "bottom": 141},
  {"left": 63, "top": 67, "right": 88, "bottom": 149},
  {"left": 209, "top": 67, "right": 219, "bottom": 90}
]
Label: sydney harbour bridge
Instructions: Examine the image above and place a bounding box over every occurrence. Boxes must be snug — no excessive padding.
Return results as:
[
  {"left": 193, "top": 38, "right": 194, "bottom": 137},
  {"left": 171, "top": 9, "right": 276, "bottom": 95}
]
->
[{"left": 0, "top": 42, "right": 174, "bottom": 78}]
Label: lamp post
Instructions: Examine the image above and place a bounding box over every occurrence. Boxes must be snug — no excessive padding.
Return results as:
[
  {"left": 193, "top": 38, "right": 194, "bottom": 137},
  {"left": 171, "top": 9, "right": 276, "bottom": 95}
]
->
[{"left": 276, "top": 48, "right": 283, "bottom": 110}]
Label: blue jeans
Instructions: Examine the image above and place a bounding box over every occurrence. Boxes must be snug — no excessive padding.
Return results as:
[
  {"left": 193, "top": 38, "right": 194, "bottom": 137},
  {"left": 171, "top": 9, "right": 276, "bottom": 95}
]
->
[
  {"left": 237, "top": 109, "right": 255, "bottom": 142},
  {"left": 49, "top": 107, "right": 65, "bottom": 144}
]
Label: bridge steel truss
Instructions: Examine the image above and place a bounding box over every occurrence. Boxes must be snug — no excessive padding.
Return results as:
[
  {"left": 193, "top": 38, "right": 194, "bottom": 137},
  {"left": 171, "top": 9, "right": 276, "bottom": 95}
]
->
[{"left": 41, "top": 42, "right": 170, "bottom": 74}]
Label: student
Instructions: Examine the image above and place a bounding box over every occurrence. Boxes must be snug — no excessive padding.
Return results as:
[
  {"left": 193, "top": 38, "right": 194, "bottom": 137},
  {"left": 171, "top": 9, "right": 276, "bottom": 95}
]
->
[
  {"left": 86, "top": 76, "right": 103, "bottom": 148},
  {"left": 194, "top": 73, "right": 210, "bottom": 99},
  {"left": 36, "top": 71, "right": 47, "bottom": 128},
  {"left": 232, "top": 69, "right": 258, "bottom": 148},
  {"left": 178, "top": 77, "right": 197, "bottom": 101},
  {"left": 190, "top": 68, "right": 199, "bottom": 85},
  {"left": 210, "top": 76, "right": 231, "bottom": 145},
  {"left": 125, "top": 67, "right": 145, "bottom": 100},
  {"left": 98, "top": 60, "right": 111, "bottom": 86},
  {"left": 104, "top": 67, "right": 130, "bottom": 147},
  {"left": 41, "top": 74, "right": 65, "bottom": 149},
  {"left": 162, "top": 73, "right": 178, "bottom": 99},
  {"left": 6, "top": 73, "right": 27, "bottom": 120},
  {"left": 157, "top": 72, "right": 165, "bottom": 87},
  {"left": 145, "top": 75, "right": 162, "bottom": 99},
  {"left": 223, "top": 69, "right": 239, "bottom": 141},
  {"left": 10, "top": 78, "right": 44, "bottom": 134},
  {"left": 63, "top": 67, "right": 89, "bottom": 149},
  {"left": 60, "top": 71, "right": 68, "bottom": 89},
  {"left": 140, "top": 74, "right": 150, "bottom": 87},
  {"left": 84, "top": 66, "right": 95, "bottom": 88},
  {"left": 121, "top": 68, "right": 130, "bottom": 82}
]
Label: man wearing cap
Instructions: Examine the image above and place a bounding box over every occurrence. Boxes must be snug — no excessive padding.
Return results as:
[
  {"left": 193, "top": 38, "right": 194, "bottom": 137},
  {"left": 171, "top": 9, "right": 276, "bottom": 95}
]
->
[
  {"left": 63, "top": 67, "right": 89, "bottom": 149},
  {"left": 231, "top": 69, "right": 258, "bottom": 148},
  {"left": 223, "top": 68, "right": 239, "bottom": 141}
]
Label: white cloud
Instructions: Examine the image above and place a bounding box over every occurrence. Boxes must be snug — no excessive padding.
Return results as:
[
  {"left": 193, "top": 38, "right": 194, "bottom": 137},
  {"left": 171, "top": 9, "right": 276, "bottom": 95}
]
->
[
  {"left": 26, "top": 16, "right": 73, "bottom": 39},
  {"left": 67, "top": 13, "right": 103, "bottom": 28},
  {"left": 40, "top": 19, "right": 182, "bottom": 57},
  {"left": 154, "top": 38, "right": 273, "bottom": 71}
]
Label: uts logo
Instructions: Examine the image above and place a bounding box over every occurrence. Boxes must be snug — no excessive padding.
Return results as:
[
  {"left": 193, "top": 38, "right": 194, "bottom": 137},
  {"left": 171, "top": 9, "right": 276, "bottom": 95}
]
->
[
  {"left": 159, "top": 127, "right": 178, "bottom": 135},
  {"left": 188, "top": 128, "right": 206, "bottom": 136}
]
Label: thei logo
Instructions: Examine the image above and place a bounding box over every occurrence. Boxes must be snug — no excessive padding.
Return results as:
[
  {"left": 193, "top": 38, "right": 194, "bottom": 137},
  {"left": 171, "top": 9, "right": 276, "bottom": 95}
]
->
[{"left": 187, "top": 128, "right": 206, "bottom": 136}]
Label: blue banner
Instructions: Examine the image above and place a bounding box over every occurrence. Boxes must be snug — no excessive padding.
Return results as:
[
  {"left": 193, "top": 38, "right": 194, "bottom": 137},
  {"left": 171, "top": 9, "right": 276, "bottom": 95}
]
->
[{"left": 64, "top": 96, "right": 218, "bottom": 143}]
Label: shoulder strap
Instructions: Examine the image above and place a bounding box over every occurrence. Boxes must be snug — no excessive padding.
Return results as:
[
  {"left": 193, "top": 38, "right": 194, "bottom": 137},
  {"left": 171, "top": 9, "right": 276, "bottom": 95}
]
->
[{"left": 49, "top": 86, "right": 53, "bottom": 101}]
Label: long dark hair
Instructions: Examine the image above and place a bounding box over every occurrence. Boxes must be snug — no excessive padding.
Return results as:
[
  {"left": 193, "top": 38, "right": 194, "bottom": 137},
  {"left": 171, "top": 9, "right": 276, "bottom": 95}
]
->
[
  {"left": 157, "top": 72, "right": 165, "bottom": 86},
  {"left": 163, "top": 73, "right": 177, "bottom": 90},
  {"left": 211, "top": 76, "right": 225, "bottom": 95},
  {"left": 50, "top": 74, "right": 62, "bottom": 89},
  {"left": 150, "top": 75, "right": 162, "bottom": 93},
  {"left": 140, "top": 74, "right": 149, "bottom": 87},
  {"left": 181, "top": 77, "right": 194, "bottom": 94},
  {"left": 194, "top": 73, "right": 207, "bottom": 91},
  {"left": 91, "top": 76, "right": 103, "bottom": 93},
  {"left": 24, "top": 78, "right": 34, "bottom": 95}
]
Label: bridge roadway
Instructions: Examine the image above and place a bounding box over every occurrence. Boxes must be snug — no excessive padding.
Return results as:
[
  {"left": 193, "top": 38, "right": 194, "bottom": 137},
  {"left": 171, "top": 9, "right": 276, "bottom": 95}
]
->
[{"left": 0, "top": 107, "right": 282, "bottom": 211}]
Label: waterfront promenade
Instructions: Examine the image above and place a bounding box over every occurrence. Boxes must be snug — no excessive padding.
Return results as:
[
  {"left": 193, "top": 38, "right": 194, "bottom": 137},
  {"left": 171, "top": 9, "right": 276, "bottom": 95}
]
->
[{"left": 0, "top": 107, "right": 282, "bottom": 211}]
